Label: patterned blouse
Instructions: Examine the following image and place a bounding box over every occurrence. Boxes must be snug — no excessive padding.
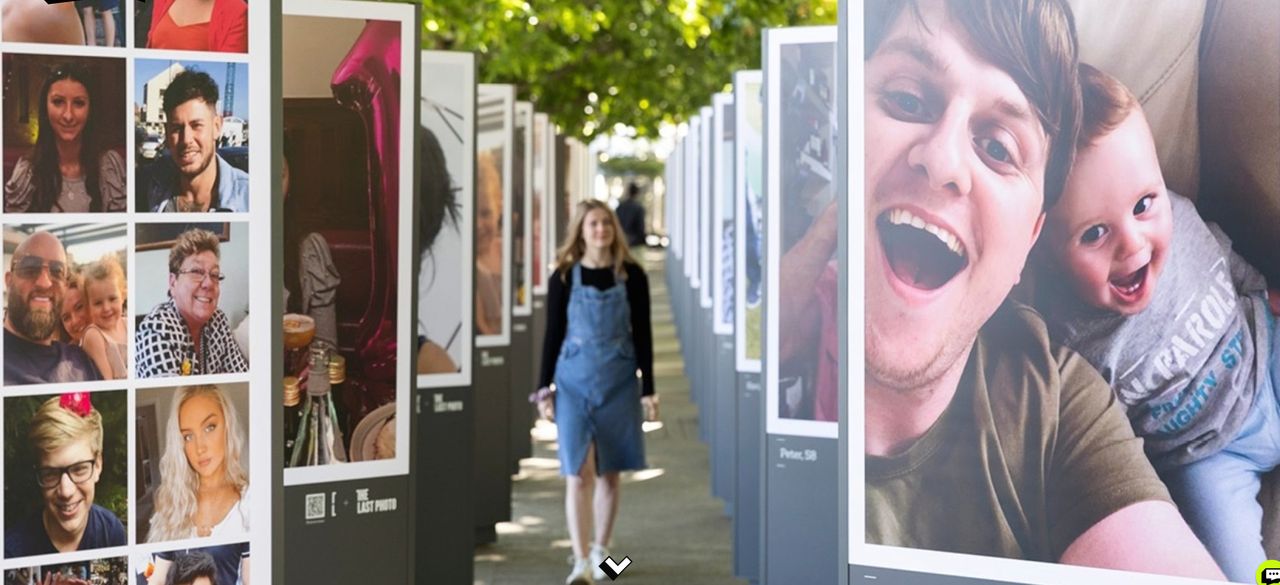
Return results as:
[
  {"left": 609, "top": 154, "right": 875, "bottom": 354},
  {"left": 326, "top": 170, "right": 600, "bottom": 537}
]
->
[{"left": 135, "top": 299, "right": 248, "bottom": 378}]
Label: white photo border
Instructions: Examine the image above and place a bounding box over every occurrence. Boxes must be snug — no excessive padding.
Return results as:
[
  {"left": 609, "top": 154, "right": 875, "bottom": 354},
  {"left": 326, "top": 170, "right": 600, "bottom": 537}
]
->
[
  {"left": 282, "top": 0, "right": 416, "bottom": 486},
  {"left": 475, "top": 84, "right": 515, "bottom": 348},
  {"left": 416, "top": 50, "right": 476, "bottom": 390},
  {"left": 734, "top": 70, "right": 763, "bottom": 373},
  {"left": 764, "top": 26, "right": 839, "bottom": 439}
]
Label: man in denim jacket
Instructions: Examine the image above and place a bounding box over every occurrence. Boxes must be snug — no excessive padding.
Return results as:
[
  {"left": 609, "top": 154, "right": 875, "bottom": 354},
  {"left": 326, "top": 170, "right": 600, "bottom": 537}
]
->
[{"left": 141, "top": 69, "right": 249, "bottom": 213}]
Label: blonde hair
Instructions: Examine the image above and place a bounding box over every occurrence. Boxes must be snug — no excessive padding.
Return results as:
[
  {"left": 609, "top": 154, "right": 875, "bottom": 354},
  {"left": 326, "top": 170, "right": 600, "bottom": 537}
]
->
[
  {"left": 476, "top": 150, "right": 501, "bottom": 210},
  {"left": 83, "top": 254, "right": 127, "bottom": 301},
  {"left": 148, "top": 385, "right": 248, "bottom": 542},
  {"left": 29, "top": 396, "right": 103, "bottom": 458},
  {"left": 57, "top": 266, "right": 84, "bottom": 343},
  {"left": 554, "top": 199, "right": 635, "bottom": 282}
]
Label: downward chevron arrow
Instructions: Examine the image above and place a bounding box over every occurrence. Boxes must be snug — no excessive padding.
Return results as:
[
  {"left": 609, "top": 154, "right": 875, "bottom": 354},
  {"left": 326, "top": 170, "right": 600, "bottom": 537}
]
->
[{"left": 598, "top": 555, "right": 632, "bottom": 580}]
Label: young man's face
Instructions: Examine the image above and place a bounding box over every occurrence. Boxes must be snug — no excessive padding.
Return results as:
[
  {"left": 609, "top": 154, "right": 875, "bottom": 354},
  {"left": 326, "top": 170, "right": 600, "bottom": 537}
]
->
[
  {"left": 865, "top": 0, "right": 1051, "bottom": 391},
  {"left": 1046, "top": 110, "right": 1171, "bottom": 315},
  {"left": 165, "top": 99, "right": 223, "bottom": 179},
  {"left": 37, "top": 439, "right": 101, "bottom": 542}
]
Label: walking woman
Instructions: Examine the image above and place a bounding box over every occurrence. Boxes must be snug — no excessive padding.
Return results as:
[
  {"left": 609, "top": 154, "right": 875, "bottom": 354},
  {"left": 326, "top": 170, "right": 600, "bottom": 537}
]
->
[{"left": 537, "top": 199, "right": 658, "bottom": 585}]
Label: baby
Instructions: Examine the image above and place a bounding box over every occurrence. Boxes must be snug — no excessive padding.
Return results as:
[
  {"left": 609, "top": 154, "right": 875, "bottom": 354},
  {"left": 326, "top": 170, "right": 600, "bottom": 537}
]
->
[
  {"left": 80, "top": 256, "right": 128, "bottom": 380},
  {"left": 1040, "top": 63, "right": 1276, "bottom": 583}
]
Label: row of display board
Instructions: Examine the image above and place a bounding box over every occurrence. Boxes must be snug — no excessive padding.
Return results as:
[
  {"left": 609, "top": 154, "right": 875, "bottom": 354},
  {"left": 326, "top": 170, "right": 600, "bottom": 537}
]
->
[
  {"left": 664, "top": 23, "right": 843, "bottom": 584},
  {"left": 673, "top": 3, "right": 1280, "bottom": 585},
  {"left": 0, "top": 0, "right": 598, "bottom": 583}
]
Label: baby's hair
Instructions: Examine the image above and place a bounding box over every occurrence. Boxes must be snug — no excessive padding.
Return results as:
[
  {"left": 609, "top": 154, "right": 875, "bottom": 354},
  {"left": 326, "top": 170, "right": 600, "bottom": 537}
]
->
[
  {"left": 83, "top": 254, "right": 127, "bottom": 300},
  {"left": 1079, "top": 63, "right": 1139, "bottom": 149}
]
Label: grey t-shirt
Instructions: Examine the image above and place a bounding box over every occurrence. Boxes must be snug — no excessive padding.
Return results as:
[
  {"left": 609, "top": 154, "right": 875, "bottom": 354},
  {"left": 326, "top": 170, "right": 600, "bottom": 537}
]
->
[{"left": 1045, "top": 191, "right": 1270, "bottom": 469}]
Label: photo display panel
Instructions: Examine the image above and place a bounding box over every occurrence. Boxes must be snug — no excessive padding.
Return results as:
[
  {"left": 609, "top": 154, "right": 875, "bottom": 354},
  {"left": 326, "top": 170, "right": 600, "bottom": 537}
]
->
[
  {"left": 476, "top": 85, "right": 514, "bottom": 348},
  {"left": 733, "top": 70, "right": 762, "bottom": 373},
  {"left": 684, "top": 117, "right": 700, "bottom": 284},
  {"left": 848, "top": 1, "right": 1280, "bottom": 584},
  {"left": 280, "top": 0, "right": 415, "bottom": 484},
  {"left": 532, "top": 113, "right": 548, "bottom": 294},
  {"left": 512, "top": 102, "right": 532, "bottom": 317},
  {"left": 669, "top": 133, "right": 682, "bottom": 260},
  {"left": 416, "top": 50, "right": 475, "bottom": 389},
  {"left": 543, "top": 122, "right": 558, "bottom": 275},
  {"left": 699, "top": 105, "right": 714, "bottom": 309},
  {"left": 712, "top": 93, "right": 735, "bottom": 336},
  {"left": 765, "top": 27, "right": 839, "bottom": 438},
  {"left": 0, "top": 0, "right": 270, "bottom": 580}
]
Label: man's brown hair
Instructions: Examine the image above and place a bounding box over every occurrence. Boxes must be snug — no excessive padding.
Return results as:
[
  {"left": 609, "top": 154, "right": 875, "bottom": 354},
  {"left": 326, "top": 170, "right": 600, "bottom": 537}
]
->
[
  {"left": 865, "top": 0, "right": 1082, "bottom": 211},
  {"left": 1077, "top": 62, "right": 1139, "bottom": 149}
]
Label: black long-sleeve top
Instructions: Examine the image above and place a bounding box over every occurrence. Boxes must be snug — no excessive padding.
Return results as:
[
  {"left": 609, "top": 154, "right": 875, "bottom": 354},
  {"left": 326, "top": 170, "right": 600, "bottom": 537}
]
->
[{"left": 538, "top": 262, "right": 655, "bottom": 396}]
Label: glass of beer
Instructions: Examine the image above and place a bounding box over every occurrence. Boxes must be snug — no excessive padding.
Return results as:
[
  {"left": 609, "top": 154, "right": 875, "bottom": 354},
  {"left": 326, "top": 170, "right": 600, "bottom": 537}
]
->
[{"left": 283, "top": 313, "right": 316, "bottom": 375}]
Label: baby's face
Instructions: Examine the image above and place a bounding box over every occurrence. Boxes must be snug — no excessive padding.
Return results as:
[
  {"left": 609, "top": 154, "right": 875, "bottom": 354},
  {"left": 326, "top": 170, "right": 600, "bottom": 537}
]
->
[{"left": 1047, "top": 111, "right": 1172, "bottom": 315}]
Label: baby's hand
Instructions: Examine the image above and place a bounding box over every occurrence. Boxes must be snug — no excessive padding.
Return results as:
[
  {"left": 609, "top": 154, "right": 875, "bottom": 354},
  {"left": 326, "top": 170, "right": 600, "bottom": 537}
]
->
[{"left": 1269, "top": 288, "right": 1280, "bottom": 316}]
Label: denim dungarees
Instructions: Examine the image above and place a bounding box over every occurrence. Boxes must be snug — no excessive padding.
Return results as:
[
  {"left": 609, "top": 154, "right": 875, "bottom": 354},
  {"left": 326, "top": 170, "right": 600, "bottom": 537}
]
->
[{"left": 554, "top": 263, "right": 647, "bottom": 476}]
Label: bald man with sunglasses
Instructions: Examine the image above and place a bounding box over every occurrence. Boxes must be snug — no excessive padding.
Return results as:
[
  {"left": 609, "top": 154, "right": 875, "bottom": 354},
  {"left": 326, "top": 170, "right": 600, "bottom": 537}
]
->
[{"left": 5, "top": 231, "right": 103, "bottom": 385}]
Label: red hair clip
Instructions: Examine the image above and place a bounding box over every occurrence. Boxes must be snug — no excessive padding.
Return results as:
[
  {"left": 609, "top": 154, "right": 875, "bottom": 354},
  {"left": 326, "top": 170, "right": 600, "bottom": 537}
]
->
[{"left": 59, "top": 392, "right": 92, "bottom": 417}]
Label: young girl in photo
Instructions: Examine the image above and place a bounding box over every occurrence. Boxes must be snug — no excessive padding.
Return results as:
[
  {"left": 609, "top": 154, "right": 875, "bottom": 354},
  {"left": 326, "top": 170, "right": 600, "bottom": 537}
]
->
[{"left": 80, "top": 256, "right": 127, "bottom": 380}]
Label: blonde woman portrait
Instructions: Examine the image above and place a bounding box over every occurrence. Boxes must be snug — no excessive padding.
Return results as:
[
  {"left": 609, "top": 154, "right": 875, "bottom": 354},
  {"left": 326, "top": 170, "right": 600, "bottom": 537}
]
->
[{"left": 147, "top": 385, "right": 249, "bottom": 542}]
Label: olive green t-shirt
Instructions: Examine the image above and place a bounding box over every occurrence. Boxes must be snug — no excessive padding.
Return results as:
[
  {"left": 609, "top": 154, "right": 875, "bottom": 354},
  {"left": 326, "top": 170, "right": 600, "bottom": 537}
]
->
[{"left": 866, "top": 302, "right": 1172, "bottom": 562}]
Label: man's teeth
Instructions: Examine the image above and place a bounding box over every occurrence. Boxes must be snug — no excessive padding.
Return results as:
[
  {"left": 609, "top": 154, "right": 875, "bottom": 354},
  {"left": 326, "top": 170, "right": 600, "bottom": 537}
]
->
[{"left": 886, "top": 209, "right": 966, "bottom": 257}]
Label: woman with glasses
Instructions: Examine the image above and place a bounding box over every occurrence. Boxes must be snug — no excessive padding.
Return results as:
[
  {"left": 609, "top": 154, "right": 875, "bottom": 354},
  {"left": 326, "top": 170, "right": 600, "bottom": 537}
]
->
[
  {"left": 135, "top": 228, "right": 247, "bottom": 378},
  {"left": 147, "top": 385, "right": 249, "bottom": 542},
  {"left": 4, "top": 394, "right": 125, "bottom": 557},
  {"left": 5, "top": 62, "right": 126, "bottom": 213}
]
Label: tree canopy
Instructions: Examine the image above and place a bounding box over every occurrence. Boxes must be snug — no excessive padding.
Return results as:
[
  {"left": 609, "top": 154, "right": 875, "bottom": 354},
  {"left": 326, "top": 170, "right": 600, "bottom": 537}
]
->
[{"left": 416, "top": 0, "right": 837, "bottom": 139}]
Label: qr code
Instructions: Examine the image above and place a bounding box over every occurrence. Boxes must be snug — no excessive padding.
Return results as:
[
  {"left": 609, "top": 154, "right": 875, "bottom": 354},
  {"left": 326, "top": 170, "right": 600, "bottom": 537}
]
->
[{"left": 305, "top": 493, "right": 326, "bottom": 520}]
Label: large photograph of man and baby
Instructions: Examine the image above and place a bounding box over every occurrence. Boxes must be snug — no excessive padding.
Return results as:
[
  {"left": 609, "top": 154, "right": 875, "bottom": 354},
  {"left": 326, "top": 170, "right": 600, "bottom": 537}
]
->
[{"left": 859, "top": 0, "right": 1280, "bottom": 583}]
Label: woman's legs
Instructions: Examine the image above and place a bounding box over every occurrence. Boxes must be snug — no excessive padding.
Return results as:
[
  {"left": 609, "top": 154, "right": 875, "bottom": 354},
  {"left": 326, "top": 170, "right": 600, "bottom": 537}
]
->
[
  {"left": 80, "top": 7, "right": 96, "bottom": 45},
  {"left": 565, "top": 443, "right": 597, "bottom": 561},
  {"left": 593, "top": 471, "right": 621, "bottom": 549},
  {"left": 100, "top": 9, "right": 116, "bottom": 47}
]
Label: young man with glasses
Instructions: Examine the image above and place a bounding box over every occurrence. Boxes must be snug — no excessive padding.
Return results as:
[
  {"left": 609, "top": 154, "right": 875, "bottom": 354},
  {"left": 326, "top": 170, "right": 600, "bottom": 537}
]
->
[
  {"left": 135, "top": 228, "right": 247, "bottom": 378},
  {"left": 5, "top": 395, "right": 125, "bottom": 557},
  {"left": 4, "top": 231, "right": 103, "bottom": 385}
]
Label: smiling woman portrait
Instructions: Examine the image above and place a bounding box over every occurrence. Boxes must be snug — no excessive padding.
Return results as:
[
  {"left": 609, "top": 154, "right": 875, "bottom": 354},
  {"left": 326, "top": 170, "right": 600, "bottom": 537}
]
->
[
  {"left": 5, "top": 62, "right": 126, "bottom": 213},
  {"left": 148, "top": 385, "right": 249, "bottom": 542},
  {"left": 135, "top": 228, "right": 247, "bottom": 378}
]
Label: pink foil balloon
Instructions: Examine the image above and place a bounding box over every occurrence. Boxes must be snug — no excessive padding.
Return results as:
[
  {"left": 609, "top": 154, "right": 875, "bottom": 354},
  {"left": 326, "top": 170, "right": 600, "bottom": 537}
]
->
[{"left": 331, "top": 19, "right": 401, "bottom": 416}]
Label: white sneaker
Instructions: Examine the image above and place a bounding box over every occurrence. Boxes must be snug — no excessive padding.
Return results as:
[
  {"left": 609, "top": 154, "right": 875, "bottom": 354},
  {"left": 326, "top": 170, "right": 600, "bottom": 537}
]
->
[
  {"left": 589, "top": 544, "right": 610, "bottom": 581},
  {"left": 566, "top": 557, "right": 595, "bottom": 585}
]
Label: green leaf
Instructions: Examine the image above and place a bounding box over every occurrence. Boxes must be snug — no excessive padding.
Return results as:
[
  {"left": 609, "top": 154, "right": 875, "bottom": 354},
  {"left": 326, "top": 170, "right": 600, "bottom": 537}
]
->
[{"left": 413, "top": 0, "right": 835, "bottom": 138}]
